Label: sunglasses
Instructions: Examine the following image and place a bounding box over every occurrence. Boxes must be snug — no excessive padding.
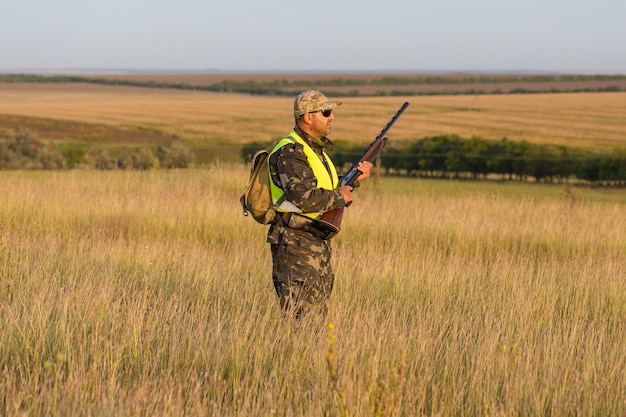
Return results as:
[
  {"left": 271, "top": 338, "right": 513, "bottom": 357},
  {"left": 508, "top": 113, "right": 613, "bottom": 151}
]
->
[{"left": 311, "top": 109, "right": 333, "bottom": 117}]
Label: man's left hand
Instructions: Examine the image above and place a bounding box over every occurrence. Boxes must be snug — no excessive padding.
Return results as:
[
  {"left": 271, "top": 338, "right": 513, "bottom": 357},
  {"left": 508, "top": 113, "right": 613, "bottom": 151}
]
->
[{"left": 355, "top": 161, "right": 373, "bottom": 184}]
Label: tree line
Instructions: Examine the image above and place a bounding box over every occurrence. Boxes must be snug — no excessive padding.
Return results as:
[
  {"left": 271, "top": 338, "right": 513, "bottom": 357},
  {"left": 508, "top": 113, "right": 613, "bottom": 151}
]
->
[
  {"left": 242, "top": 136, "right": 626, "bottom": 186},
  {"left": 2, "top": 74, "right": 626, "bottom": 97},
  {"left": 3, "top": 126, "right": 624, "bottom": 185}
]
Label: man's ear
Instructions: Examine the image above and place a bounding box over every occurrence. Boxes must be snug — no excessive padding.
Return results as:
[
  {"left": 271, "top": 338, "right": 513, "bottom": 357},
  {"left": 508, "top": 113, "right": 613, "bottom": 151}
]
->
[{"left": 301, "top": 112, "right": 313, "bottom": 126}]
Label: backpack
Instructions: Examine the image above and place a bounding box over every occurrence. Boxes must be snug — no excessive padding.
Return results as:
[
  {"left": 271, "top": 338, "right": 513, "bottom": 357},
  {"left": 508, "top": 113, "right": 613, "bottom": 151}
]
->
[{"left": 239, "top": 138, "right": 293, "bottom": 224}]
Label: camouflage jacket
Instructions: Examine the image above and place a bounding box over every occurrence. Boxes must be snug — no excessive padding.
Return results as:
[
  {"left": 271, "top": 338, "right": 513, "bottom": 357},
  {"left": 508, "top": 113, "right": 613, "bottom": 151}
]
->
[{"left": 267, "top": 126, "right": 346, "bottom": 244}]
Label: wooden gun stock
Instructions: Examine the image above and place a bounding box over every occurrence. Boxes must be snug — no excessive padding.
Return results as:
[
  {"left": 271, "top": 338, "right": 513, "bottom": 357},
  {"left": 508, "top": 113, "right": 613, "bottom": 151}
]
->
[
  {"left": 318, "top": 206, "right": 344, "bottom": 238},
  {"left": 317, "top": 102, "right": 409, "bottom": 238}
]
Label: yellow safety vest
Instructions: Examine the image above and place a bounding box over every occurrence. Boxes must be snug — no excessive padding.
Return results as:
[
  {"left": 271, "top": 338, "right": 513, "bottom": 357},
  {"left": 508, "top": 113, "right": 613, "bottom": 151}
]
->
[{"left": 268, "top": 131, "right": 339, "bottom": 220}]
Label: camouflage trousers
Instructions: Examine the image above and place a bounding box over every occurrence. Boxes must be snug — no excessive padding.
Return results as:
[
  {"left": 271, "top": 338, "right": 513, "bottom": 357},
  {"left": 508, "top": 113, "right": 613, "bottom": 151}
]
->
[{"left": 270, "top": 232, "right": 334, "bottom": 319}]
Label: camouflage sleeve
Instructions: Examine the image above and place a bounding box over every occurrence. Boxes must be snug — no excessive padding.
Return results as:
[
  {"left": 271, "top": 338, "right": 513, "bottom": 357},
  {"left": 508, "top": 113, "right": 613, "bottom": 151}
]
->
[{"left": 269, "top": 143, "right": 346, "bottom": 213}]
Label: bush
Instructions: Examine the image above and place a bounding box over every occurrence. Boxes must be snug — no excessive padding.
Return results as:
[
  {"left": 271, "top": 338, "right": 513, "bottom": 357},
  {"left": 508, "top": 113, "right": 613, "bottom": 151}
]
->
[
  {"left": 0, "top": 129, "right": 196, "bottom": 171},
  {"left": 0, "top": 128, "right": 66, "bottom": 170},
  {"left": 156, "top": 141, "right": 195, "bottom": 169},
  {"left": 132, "top": 148, "right": 159, "bottom": 170}
]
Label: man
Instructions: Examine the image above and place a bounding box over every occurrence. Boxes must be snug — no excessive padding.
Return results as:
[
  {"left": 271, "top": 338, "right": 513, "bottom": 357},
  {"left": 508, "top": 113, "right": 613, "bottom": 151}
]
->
[{"left": 267, "top": 90, "right": 372, "bottom": 318}]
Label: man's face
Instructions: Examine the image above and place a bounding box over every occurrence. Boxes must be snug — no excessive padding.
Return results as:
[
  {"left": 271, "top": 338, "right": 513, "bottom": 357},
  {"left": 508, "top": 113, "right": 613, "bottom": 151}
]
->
[{"left": 308, "top": 108, "right": 335, "bottom": 139}]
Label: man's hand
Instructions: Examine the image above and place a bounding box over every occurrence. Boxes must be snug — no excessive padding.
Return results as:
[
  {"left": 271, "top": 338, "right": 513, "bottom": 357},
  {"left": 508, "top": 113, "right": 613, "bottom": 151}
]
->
[
  {"left": 338, "top": 185, "right": 354, "bottom": 206},
  {"left": 338, "top": 161, "right": 374, "bottom": 207},
  {"left": 355, "top": 161, "right": 373, "bottom": 184}
]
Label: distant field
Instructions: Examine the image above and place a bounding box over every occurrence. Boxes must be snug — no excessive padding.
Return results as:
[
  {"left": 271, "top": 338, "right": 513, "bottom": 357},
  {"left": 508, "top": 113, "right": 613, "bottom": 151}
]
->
[
  {"left": 89, "top": 72, "right": 626, "bottom": 95},
  {"left": 1, "top": 82, "right": 626, "bottom": 153}
]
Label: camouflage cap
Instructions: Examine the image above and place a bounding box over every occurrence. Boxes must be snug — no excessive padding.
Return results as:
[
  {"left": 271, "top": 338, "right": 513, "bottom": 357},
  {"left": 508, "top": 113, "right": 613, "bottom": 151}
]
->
[{"left": 293, "top": 90, "right": 342, "bottom": 118}]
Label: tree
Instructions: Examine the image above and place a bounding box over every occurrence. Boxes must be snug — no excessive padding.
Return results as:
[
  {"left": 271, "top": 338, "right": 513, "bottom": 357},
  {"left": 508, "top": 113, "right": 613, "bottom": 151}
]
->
[{"left": 462, "top": 137, "right": 489, "bottom": 179}]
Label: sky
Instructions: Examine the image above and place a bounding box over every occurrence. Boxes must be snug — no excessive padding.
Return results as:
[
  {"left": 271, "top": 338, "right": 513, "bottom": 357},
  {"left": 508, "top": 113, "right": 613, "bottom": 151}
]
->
[{"left": 1, "top": 0, "right": 625, "bottom": 73}]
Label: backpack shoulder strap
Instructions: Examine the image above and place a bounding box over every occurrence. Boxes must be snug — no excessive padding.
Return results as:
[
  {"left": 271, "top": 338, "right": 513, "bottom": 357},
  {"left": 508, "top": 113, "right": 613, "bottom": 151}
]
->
[{"left": 272, "top": 135, "right": 297, "bottom": 207}]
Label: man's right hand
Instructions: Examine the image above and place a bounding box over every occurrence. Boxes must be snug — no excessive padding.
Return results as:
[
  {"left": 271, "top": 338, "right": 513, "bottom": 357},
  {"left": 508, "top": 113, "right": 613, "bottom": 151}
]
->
[{"left": 338, "top": 185, "right": 354, "bottom": 206}]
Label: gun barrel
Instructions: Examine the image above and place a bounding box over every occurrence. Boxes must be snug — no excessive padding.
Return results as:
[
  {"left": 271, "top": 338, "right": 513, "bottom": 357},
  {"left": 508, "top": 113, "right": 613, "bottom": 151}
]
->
[
  {"left": 374, "top": 101, "right": 409, "bottom": 142},
  {"left": 341, "top": 102, "right": 409, "bottom": 186}
]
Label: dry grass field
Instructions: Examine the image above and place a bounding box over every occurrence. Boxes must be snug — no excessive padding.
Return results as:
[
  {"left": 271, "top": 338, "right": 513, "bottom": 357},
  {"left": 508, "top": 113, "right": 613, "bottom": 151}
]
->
[
  {"left": 1, "top": 83, "right": 626, "bottom": 152},
  {"left": 1, "top": 81, "right": 625, "bottom": 415},
  {"left": 1, "top": 168, "right": 625, "bottom": 416}
]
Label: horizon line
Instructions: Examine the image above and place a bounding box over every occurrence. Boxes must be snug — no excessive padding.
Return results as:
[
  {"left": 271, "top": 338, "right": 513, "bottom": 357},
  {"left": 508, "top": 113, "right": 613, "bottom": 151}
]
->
[{"left": 2, "top": 68, "right": 626, "bottom": 76}]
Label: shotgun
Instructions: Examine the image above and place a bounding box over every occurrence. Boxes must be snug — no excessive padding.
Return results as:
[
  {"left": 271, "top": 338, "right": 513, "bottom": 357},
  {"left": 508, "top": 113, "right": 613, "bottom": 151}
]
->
[{"left": 318, "top": 101, "right": 409, "bottom": 238}]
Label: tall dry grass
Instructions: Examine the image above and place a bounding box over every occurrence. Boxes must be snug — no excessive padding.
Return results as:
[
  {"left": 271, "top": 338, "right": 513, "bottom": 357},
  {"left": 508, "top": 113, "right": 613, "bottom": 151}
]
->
[{"left": 1, "top": 168, "right": 625, "bottom": 416}]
